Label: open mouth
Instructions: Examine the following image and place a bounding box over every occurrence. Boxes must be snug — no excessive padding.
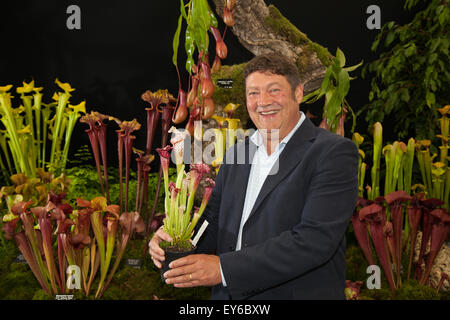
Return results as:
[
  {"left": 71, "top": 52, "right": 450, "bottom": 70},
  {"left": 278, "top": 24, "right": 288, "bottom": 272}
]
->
[
  {"left": 259, "top": 110, "right": 278, "bottom": 115},
  {"left": 258, "top": 109, "right": 280, "bottom": 116}
]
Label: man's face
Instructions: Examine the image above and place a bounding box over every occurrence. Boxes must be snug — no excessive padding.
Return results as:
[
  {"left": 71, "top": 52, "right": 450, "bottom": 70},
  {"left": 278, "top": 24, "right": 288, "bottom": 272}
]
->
[{"left": 245, "top": 71, "right": 303, "bottom": 140}]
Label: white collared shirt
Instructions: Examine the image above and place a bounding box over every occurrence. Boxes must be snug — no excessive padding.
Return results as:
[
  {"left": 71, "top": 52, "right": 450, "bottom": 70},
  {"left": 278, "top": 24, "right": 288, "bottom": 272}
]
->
[{"left": 220, "top": 111, "right": 306, "bottom": 286}]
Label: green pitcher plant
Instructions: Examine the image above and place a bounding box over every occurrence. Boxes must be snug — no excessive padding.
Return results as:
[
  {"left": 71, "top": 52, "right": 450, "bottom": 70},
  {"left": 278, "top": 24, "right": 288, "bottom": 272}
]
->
[
  {"left": 157, "top": 127, "right": 215, "bottom": 250},
  {"left": 351, "top": 119, "right": 449, "bottom": 293},
  {"left": 1, "top": 191, "right": 144, "bottom": 298},
  {"left": 415, "top": 105, "right": 449, "bottom": 210},
  {"left": 211, "top": 103, "right": 242, "bottom": 173},
  {"left": 0, "top": 80, "right": 85, "bottom": 181},
  {"left": 171, "top": 0, "right": 231, "bottom": 133}
]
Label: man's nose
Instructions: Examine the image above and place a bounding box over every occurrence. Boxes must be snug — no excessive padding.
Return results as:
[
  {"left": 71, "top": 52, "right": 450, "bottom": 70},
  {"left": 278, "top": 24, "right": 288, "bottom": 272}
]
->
[{"left": 257, "top": 90, "right": 272, "bottom": 108}]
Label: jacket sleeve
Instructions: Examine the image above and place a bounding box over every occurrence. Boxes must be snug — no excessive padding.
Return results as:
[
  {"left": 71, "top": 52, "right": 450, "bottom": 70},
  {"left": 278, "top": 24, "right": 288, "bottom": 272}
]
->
[{"left": 219, "top": 138, "right": 358, "bottom": 299}]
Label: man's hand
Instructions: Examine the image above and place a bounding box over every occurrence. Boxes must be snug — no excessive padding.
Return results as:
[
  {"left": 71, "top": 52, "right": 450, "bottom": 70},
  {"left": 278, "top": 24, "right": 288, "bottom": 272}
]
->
[
  {"left": 163, "top": 254, "right": 222, "bottom": 287},
  {"left": 148, "top": 227, "right": 172, "bottom": 268}
]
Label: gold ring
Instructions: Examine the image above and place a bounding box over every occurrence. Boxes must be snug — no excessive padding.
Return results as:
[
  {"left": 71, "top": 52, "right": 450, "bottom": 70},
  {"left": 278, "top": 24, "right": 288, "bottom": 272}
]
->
[{"left": 189, "top": 273, "right": 192, "bottom": 280}]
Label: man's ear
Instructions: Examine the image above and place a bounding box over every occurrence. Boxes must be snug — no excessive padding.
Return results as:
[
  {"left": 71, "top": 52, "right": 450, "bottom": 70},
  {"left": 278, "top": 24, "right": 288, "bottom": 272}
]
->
[{"left": 295, "top": 84, "right": 303, "bottom": 104}]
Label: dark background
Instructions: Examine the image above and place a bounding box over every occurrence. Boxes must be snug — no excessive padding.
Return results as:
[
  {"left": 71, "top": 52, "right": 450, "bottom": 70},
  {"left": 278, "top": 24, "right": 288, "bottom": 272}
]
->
[{"left": 0, "top": 0, "right": 421, "bottom": 169}]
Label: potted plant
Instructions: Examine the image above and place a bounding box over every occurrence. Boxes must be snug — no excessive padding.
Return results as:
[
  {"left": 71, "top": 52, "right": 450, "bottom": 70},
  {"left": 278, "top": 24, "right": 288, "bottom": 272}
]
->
[{"left": 156, "top": 127, "right": 214, "bottom": 279}]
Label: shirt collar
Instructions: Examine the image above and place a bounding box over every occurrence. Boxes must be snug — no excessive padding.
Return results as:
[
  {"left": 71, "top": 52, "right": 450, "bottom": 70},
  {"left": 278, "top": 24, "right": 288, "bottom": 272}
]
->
[{"left": 250, "top": 111, "right": 306, "bottom": 148}]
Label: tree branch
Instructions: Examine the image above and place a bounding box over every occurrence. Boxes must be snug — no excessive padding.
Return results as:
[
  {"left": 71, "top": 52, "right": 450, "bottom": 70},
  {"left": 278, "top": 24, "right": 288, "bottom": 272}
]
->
[{"left": 211, "top": 0, "right": 331, "bottom": 94}]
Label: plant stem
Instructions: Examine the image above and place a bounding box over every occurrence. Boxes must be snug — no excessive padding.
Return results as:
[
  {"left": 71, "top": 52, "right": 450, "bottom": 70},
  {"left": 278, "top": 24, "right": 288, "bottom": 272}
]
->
[
  {"left": 33, "top": 92, "right": 42, "bottom": 168},
  {"left": 50, "top": 92, "right": 70, "bottom": 174}
]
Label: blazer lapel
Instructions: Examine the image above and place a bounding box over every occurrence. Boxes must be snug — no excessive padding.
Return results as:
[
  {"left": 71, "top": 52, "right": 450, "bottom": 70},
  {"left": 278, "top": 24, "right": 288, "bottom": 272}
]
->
[{"left": 246, "top": 117, "right": 318, "bottom": 221}]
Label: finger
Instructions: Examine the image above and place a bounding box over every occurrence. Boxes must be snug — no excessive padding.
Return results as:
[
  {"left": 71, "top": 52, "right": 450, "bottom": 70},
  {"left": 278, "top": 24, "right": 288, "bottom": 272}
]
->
[
  {"left": 149, "top": 241, "right": 165, "bottom": 259},
  {"left": 156, "top": 228, "right": 173, "bottom": 242},
  {"left": 174, "top": 280, "right": 200, "bottom": 288},
  {"left": 151, "top": 256, "right": 162, "bottom": 269},
  {"left": 164, "top": 264, "right": 190, "bottom": 279},
  {"left": 149, "top": 247, "right": 164, "bottom": 260},
  {"left": 169, "top": 255, "right": 196, "bottom": 269},
  {"left": 165, "top": 271, "right": 193, "bottom": 285}
]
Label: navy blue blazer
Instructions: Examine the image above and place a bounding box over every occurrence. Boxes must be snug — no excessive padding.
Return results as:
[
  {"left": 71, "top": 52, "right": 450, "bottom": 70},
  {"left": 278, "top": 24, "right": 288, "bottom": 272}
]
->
[{"left": 196, "top": 116, "right": 359, "bottom": 300}]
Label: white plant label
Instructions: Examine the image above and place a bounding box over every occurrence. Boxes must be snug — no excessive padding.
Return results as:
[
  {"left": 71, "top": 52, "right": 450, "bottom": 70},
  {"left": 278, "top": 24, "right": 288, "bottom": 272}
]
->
[{"left": 192, "top": 220, "right": 209, "bottom": 247}]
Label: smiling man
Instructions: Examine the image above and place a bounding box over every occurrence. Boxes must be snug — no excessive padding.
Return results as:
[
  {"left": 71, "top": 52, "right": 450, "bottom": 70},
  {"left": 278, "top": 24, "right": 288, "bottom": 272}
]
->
[{"left": 149, "top": 53, "right": 359, "bottom": 300}]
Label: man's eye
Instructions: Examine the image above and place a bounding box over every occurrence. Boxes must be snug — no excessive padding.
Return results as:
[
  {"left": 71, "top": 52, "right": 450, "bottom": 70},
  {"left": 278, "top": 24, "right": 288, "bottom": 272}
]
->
[
  {"left": 269, "top": 88, "right": 280, "bottom": 94},
  {"left": 248, "top": 92, "right": 258, "bottom": 96}
]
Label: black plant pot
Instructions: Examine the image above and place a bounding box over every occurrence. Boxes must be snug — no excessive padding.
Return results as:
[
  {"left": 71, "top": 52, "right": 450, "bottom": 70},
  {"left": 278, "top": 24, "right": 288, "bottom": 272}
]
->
[{"left": 161, "top": 246, "right": 196, "bottom": 282}]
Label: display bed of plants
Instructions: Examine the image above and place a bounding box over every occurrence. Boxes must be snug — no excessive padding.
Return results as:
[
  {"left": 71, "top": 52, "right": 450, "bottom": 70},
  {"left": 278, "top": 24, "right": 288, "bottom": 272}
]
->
[
  {"left": 0, "top": 234, "right": 210, "bottom": 300},
  {"left": 0, "top": 162, "right": 210, "bottom": 300},
  {"left": 0, "top": 76, "right": 237, "bottom": 300},
  {"left": 345, "top": 235, "right": 450, "bottom": 300}
]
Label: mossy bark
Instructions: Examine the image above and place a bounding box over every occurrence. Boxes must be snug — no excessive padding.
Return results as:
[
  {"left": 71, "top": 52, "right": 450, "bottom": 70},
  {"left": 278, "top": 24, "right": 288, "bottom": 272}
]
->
[
  {"left": 211, "top": 0, "right": 332, "bottom": 95},
  {"left": 211, "top": 63, "right": 249, "bottom": 126}
]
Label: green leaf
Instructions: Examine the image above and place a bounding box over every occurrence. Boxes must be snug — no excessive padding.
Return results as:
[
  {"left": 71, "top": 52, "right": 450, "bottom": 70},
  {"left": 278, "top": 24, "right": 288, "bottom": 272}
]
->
[
  {"left": 303, "top": 67, "right": 332, "bottom": 104},
  {"left": 184, "top": 26, "right": 195, "bottom": 73},
  {"left": 191, "top": 0, "right": 211, "bottom": 54},
  {"left": 172, "top": 15, "right": 183, "bottom": 67},
  {"left": 426, "top": 91, "right": 435, "bottom": 108},
  {"left": 343, "top": 60, "right": 363, "bottom": 72},
  {"left": 371, "top": 38, "right": 380, "bottom": 52},
  {"left": 438, "top": 9, "right": 448, "bottom": 26},
  {"left": 400, "top": 88, "right": 410, "bottom": 102},
  {"left": 338, "top": 69, "right": 350, "bottom": 99},
  {"left": 336, "top": 48, "right": 346, "bottom": 68},
  {"left": 206, "top": 0, "right": 218, "bottom": 28},
  {"left": 185, "top": 26, "right": 194, "bottom": 55},
  {"left": 429, "top": 38, "right": 441, "bottom": 53},
  {"left": 435, "top": 4, "right": 444, "bottom": 15},
  {"left": 302, "top": 88, "right": 321, "bottom": 104},
  {"left": 385, "top": 32, "right": 396, "bottom": 47},
  {"left": 196, "top": 0, "right": 212, "bottom": 33},
  {"left": 404, "top": 43, "right": 416, "bottom": 57},
  {"left": 180, "top": 0, "right": 188, "bottom": 20},
  {"left": 325, "top": 88, "right": 342, "bottom": 130},
  {"left": 320, "top": 66, "right": 333, "bottom": 91},
  {"left": 428, "top": 53, "right": 438, "bottom": 64}
]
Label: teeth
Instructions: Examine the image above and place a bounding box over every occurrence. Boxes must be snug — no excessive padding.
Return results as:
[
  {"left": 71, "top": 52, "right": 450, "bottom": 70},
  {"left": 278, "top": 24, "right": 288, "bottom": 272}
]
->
[{"left": 260, "top": 111, "right": 278, "bottom": 115}]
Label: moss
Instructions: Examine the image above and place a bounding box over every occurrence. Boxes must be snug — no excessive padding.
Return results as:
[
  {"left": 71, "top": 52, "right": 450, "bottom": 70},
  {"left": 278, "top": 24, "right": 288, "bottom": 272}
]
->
[
  {"left": 346, "top": 243, "right": 447, "bottom": 300},
  {"left": 391, "top": 280, "right": 441, "bottom": 300},
  {"left": 160, "top": 240, "right": 194, "bottom": 252},
  {"left": 103, "top": 264, "right": 210, "bottom": 300},
  {"left": 32, "top": 289, "right": 53, "bottom": 300},
  {"left": 0, "top": 267, "right": 41, "bottom": 299},
  {"left": 440, "top": 290, "right": 450, "bottom": 300},
  {"left": 211, "top": 63, "right": 249, "bottom": 126},
  {"left": 265, "top": 5, "right": 310, "bottom": 47},
  {"left": 360, "top": 279, "right": 442, "bottom": 300},
  {"left": 345, "top": 245, "right": 370, "bottom": 283},
  {"left": 265, "top": 5, "right": 332, "bottom": 69},
  {"left": 0, "top": 239, "right": 42, "bottom": 299},
  {"left": 308, "top": 42, "right": 333, "bottom": 67}
]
